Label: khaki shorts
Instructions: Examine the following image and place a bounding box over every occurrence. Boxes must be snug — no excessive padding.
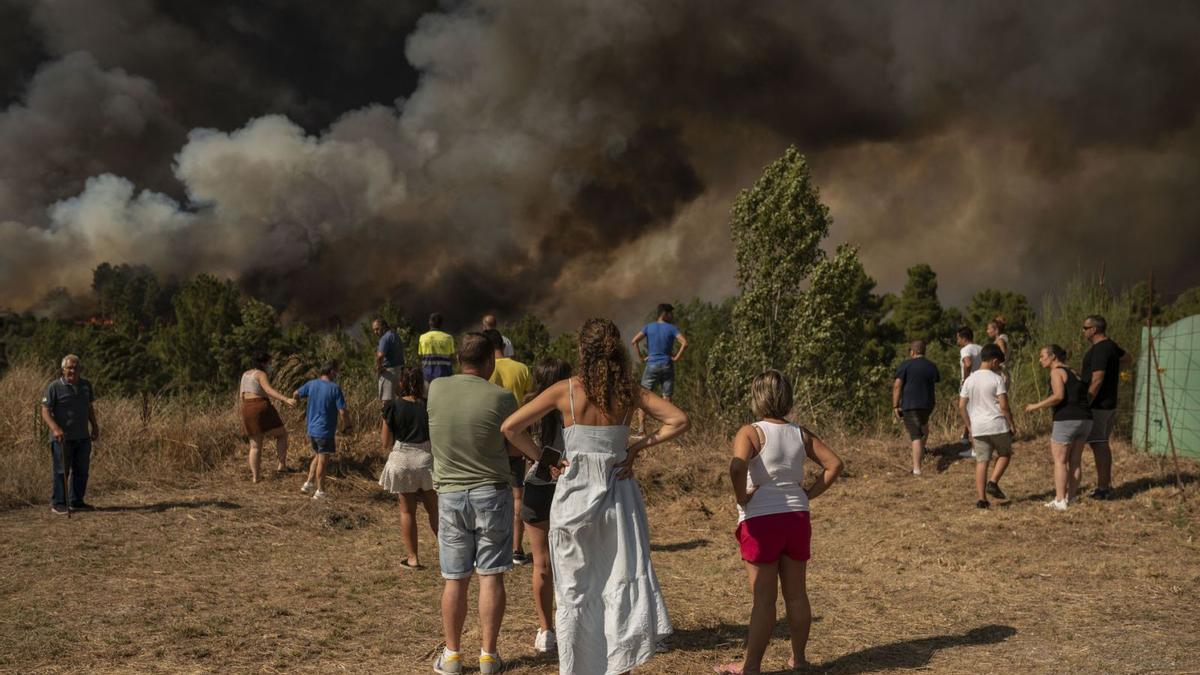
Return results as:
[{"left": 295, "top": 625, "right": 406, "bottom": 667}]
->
[{"left": 972, "top": 432, "right": 1013, "bottom": 462}]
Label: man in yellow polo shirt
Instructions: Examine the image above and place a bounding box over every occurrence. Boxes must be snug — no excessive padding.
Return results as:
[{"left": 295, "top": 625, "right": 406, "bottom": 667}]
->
[
  {"left": 482, "top": 328, "right": 532, "bottom": 565},
  {"left": 419, "top": 312, "right": 456, "bottom": 385}
]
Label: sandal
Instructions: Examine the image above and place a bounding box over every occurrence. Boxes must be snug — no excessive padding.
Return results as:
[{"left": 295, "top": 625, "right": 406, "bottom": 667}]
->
[
  {"left": 399, "top": 560, "right": 424, "bottom": 570},
  {"left": 713, "top": 664, "right": 747, "bottom": 674}
]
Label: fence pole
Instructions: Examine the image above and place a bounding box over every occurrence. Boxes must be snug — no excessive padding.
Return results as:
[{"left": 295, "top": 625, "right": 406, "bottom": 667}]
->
[
  {"left": 1149, "top": 332, "right": 1187, "bottom": 501},
  {"left": 1143, "top": 273, "right": 1154, "bottom": 453}
]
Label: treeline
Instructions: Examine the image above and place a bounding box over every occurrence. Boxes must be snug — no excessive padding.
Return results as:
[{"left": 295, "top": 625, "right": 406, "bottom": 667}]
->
[{"left": 3, "top": 147, "right": 1198, "bottom": 430}]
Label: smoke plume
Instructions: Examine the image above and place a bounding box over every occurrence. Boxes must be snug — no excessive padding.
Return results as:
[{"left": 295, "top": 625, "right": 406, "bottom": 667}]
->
[{"left": 1, "top": 0, "right": 1198, "bottom": 330}]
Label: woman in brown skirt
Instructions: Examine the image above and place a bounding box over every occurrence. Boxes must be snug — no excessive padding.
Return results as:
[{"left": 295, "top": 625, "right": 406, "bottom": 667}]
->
[{"left": 240, "top": 353, "right": 297, "bottom": 482}]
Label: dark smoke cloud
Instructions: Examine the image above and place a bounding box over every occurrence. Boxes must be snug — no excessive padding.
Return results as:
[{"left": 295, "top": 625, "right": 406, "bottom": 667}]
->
[{"left": 1, "top": 0, "right": 1198, "bottom": 332}]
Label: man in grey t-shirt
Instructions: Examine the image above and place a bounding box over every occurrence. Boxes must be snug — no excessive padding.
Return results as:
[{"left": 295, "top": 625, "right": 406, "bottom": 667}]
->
[{"left": 40, "top": 354, "right": 100, "bottom": 514}]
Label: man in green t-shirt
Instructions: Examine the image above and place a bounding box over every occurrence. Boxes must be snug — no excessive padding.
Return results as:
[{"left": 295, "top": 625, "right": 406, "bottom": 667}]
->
[{"left": 427, "top": 332, "right": 539, "bottom": 674}]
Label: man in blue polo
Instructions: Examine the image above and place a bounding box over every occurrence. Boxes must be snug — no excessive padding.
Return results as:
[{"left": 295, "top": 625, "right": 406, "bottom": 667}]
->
[
  {"left": 40, "top": 354, "right": 100, "bottom": 514},
  {"left": 631, "top": 303, "right": 688, "bottom": 433},
  {"left": 373, "top": 318, "right": 405, "bottom": 402}
]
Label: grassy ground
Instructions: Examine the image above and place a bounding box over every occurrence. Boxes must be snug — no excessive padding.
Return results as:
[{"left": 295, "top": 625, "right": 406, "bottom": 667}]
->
[{"left": 1, "top": 416, "right": 1197, "bottom": 674}]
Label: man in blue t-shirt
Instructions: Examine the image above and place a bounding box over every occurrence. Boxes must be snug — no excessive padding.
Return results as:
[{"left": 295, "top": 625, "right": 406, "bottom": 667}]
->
[
  {"left": 892, "top": 340, "right": 941, "bottom": 476},
  {"left": 294, "top": 360, "right": 349, "bottom": 499},
  {"left": 373, "top": 318, "right": 405, "bottom": 402},
  {"left": 630, "top": 303, "right": 688, "bottom": 432}
]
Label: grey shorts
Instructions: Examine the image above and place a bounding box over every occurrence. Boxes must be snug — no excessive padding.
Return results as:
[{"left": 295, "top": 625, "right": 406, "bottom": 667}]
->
[
  {"left": 1086, "top": 409, "right": 1116, "bottom": 445},
  {"left": 640, "top": 362, "right": 675, "bottom": 398},
  {"left": 437, "top": 484, "right": 514, "bottom": 579},
  {"left": 902, "top": 409, "right": 931, "bottom": 441},
  {"left": 377, "top": 367, "right": 399, "bottom": 401},
  {"left": 1052, "top": 419, "right": 1094, "bottom": 444},
  {"left": 972, "top": 432, "right": 1013, "bottom": 462}
]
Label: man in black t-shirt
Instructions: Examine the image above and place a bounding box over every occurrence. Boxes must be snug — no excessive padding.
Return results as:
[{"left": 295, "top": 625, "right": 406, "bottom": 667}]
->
[
  {"left": 892, "top": 340, "right": 941, "bottom": 476},
  {"left": 1080, "top": 315, "right": 1132, "bottom": 500}
]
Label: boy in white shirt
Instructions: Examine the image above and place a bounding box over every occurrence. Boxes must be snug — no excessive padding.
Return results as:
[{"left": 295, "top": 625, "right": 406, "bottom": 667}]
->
[{"left": 959, "top": 343, "right": 1015, "bottom": 508}]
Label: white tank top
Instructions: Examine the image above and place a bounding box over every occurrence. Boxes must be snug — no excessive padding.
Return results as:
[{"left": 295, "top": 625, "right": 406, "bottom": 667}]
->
[
  {"left": 737, "top": 421, "right": 810, "bottom": 523},
  {"left": 240, "top": 370, "right": 267, "bottom": 397}
]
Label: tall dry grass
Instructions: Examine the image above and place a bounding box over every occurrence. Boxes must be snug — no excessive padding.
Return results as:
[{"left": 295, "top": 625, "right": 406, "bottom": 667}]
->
[{"left": 0, "top": 360, "right": 423, "bottom": 509}]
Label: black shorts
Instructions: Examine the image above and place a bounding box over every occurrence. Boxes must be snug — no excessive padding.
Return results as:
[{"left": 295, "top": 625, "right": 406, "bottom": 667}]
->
[
  {"left": 310, "top": 436, "right": 337, "bottom": 454},
  {"left": 521, "top": 482, "right": 556, "bottom": 523},
  {"left": 902, "top": 409, "right": 931, "bottom": 441},
  {"left": 509, "top": 457, "right": 527, "bottom": 489}
]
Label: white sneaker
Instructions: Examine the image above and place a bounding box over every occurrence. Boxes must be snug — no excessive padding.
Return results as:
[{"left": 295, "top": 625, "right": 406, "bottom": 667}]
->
[
  {"left": 312, "top": 490, "right": 328, "bottom": 500},
  {"left": 1044, "top": 499, "right": 1068, "bottom": 511},
  {"left": 300, "top": 481, "right": 315, "bottom": 494},
  {"left": 912, "top": 468, "right": 922, "bottom": 476},
  {"left": 534, "top": 628, "right": 557, "bottom": 653}
]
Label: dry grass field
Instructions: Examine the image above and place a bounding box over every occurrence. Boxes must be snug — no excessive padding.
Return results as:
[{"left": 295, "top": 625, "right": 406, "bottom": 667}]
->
[{"left": 1, "top": 365, "right": 1198, "bottom": 674}]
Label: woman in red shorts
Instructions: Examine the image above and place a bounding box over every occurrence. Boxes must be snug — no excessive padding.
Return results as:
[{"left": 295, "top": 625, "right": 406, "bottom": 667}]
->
[{"left": 716, "top": 370, "right": 843, "bottom": 675}]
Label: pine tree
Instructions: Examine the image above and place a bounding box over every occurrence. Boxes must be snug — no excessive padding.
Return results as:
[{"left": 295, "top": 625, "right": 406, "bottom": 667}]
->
[{"left": 892, "top": 264, "right": 946, "bottom": 344}]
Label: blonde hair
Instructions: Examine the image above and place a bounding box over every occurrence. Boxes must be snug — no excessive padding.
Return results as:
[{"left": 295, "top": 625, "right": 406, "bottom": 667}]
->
[{"left": 750, "top": 369, "right": 793, "bottom": 419}]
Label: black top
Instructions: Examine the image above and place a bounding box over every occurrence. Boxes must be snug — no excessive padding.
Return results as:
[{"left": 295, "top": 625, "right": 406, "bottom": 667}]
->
[
  {"left": 895, "top": 357, "right": 940, "bottom": 411},
  {"left": 1051, "top": 367, "right": 1092, "bottom": 422},
  {"left": 1081, "top": 338, "right": 1125, "bottom": 410},
  {"left": 41, "top": 377, "right": 95, "bottom": 440},
  {"left": 382, "top": 398, "right": 429, "bottom": 444}
]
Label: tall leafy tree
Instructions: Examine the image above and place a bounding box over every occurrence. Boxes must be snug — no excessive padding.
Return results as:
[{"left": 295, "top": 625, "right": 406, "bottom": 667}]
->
[
  {"left": 507, "top": 313, "right": 551, "bottom": 365},
  {"left": 153, "top": 274, "right": 241, "bottom": 388},
  {"left": 891, "top": 264, "right": 946, "bottom": 344},
  {"left": 709, "top": 147, "right": 830, "bottom": 416},
  {"left": 965, "top": 288, "right": 1033, "bottom": 342}
]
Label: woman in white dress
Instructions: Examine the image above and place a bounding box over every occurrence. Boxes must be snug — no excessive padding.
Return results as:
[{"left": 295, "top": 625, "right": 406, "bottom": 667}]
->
[{"left": 501, "top": 318, "right": 690, "bottom": 675}]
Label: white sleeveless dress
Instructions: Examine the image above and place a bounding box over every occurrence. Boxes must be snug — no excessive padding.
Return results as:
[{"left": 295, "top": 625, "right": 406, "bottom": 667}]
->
[{"left": 550, "top": 381, "right": 672, "bottom": 675}]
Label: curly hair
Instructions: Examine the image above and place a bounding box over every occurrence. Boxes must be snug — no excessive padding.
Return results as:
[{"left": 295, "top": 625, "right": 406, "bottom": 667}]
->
[{"left": 578, "top": 318, "right": 637, "bottom": 417}]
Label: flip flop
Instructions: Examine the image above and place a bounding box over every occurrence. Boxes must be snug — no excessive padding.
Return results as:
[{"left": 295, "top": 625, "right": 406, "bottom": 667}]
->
[
  {"left": 713, "top": 663, "right": 745, "bottom": 674},
  {"left": 399, "top": 560, "right": 424, "bottom": 571}
]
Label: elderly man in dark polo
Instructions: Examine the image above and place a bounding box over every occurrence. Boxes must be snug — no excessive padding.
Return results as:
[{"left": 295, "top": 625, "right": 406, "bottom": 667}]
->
[{"left": 40, "top": 354, "right": 99, "bottom": 514}]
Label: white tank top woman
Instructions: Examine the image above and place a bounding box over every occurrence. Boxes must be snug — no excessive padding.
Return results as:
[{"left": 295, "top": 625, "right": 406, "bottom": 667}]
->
[{"left": 738, "top": 421, "right": 810, "bottom": 522}]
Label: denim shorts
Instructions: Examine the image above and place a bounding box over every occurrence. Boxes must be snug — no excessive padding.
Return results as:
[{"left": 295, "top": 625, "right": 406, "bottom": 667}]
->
[
  {"left": 310, "top": 436, "right": 336, "bottom": 454},
  {"left": 438, "top": 484, "right": 514, "bottom": 579},
  {"left": 640, "top": 362, "right": 675, "bottom": 398},
  {"left": 1052, "top": 419, "right": 1093, "bottom": 444}
]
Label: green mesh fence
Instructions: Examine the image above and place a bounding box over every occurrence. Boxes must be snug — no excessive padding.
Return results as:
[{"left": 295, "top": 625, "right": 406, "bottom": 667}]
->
[{"left": 1134, "top": 315, "right": 1200, "bottom": 459}]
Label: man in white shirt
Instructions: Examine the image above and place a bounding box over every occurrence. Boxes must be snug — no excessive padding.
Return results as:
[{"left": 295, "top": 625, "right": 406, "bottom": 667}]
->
[
  {"left": 956, "top": 326, "right": 984, "bottom": 454},
  {"left": 959, "top": 343, "right": 1015, "bottom": 509}
]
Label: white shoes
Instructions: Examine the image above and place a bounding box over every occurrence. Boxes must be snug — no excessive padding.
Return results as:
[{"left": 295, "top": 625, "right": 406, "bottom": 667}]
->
[
  {"left": 1044, "top": 499, "right": 1068, "bottom": 511},
  {"left": 300, "top": 481, "right": 315, "bottom": 494},
  {"left": 312, "top": 490, "right": 329, "bottom": 500},
  {"left": 957, "top": 448, "right": 974, "bottom": 458},
  {"left": 534, "top": 628, "right": 557, "bottom": 653}
]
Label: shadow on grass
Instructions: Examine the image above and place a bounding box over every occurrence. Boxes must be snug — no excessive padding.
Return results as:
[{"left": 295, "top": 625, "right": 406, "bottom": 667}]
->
[
  {"left": 671, "top": 622, "right": 1015, "bottom": 674},
  {"left": 651, "top": 538, "right": 711, "bottom": 552},
  {"left": 95, "top": 499, "right": 241, "bottom": 513},
  {"left": 1016, "top": 472, "right": 1197, "bottom": 504},
  {"left": 812, "top": 623, "right": 1017, "bottom": 674},
  {"left": 928, "top": 443, "right": 971, "bottom": 473}
]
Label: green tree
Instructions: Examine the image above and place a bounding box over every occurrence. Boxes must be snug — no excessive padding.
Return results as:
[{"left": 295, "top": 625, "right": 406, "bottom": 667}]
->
[
  {"left": 709, "top": 147, "right": 831, "bottom": 416},
  {"left": 788, "top": 246, "right": 891, "bottom": 419},
  {"left": 216, "top": 298, "right": 286, "bottom": 381},
  {"left": 91, "top": 263, "right": 167, "bottom": 333},
  {"left": 891, "top": 264, "right": 945, "bottom": 344},
  {"left": 1164, "top": 286, "right": 1200, "bottom": 323},
  {"left": 507, "top": 314, "right": 552, "bottom": 365},
  {"left": 965, "top": 288, "right": 1033, "bottom": 343},
  {"left": 153, "top": 274, "right": 241, "bottom": 388}
]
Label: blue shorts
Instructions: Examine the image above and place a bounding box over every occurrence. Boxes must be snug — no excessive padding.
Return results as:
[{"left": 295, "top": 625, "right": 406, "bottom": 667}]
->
[
  {"left": 640, "top": 362, "right": 675, "bottom": 398},
  {"left": 437, "top": 484, "right": 514, "bottom": 579},
  {"left": 310, "top": 436, "right": 336, "bottom": 454}
]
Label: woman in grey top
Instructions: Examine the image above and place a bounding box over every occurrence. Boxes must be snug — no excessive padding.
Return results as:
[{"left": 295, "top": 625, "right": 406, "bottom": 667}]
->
[{"left": 238, "top": 353, "right": 296, "bottom": 483}]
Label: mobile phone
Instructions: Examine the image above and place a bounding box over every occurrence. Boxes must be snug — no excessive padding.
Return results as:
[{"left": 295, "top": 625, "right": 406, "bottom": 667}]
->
[{"left": 535, "top": 446, "right": 562, "bottom": 482}]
